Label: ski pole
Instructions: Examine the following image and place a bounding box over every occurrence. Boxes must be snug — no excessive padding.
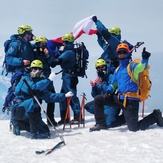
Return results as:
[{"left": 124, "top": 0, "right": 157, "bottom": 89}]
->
[{"left": 23, "top": 79, "right": 65, "bottom": 144}]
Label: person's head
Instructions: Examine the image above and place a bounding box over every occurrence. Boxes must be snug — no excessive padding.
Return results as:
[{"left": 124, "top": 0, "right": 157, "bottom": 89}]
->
[
  {"left": 62, "top": 33, "right": 74, "bottom": 43},
  {"left": 30, "top": 60, "right": 43, "bottom": 78},
  {"left": 116, "top": 43, "right": 130, "bottom": 60},
  {"left": 18, "top": 24, "right": 35, "bottom": 41},
  {"left": 35, "top": 36, "right": 47, "bottom": 51},
  {"left": 62, "top": 33, "right": 74, "bottom": 48},
  {"left": 109, "top": 26, "right": 121, "bottom": 40},
  {"left": 95, "top": 58, "right": 107, "bottom": 78}
]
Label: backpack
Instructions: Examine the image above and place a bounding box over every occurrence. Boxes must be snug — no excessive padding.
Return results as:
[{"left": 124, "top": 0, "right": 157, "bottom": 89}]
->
[
  {"left": 73, "top": 42, "right": 89, "bottom": 78},
  {"left": 2, "top": 71, "right": 23, "bottom": 113},
  {"left": 2, "top": 38, "right": 22, "bottom": 76},
  {"left": 127, "top": 59, "right": 152, "bottom": 102}
]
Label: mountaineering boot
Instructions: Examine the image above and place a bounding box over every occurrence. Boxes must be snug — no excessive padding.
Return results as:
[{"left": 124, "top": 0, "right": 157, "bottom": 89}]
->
[
  {"left": 31, "top": 132, "right": 50, "bottom": 139},
  {"left": 153, "top": 109, "right": 163, "bottom": 127},
  {"left": 28, "top": 111, "right": 39, "bottom": 138},
  {"left": 13, "top": 125, "right": 20, "bottom": 135},
  {"left": 36, "top": 132, "right": 50, "bottom": 139},
  {"left": 138, "top": 109, "right": 163, "bottom": 130},
  {"left": 31, "top": 133, "right": 37, "bottom": 139},
  {"left": 71, "top": 113, "right": 80, "bottom": 125},
  {"left": 89, "top": 124, "right": 108, "bottom": 132},
  {"left": 137, "top": 111, "right": 156, "bottom": 130}
]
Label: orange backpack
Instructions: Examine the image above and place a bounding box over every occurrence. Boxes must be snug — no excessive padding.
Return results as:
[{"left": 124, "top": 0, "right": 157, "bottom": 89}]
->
[{"left": 127, "top": 59, "right": 152, "bottom": 102}]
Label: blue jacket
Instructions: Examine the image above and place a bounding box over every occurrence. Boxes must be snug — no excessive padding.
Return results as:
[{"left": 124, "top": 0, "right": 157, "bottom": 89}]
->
[
  {"left": 32, "top": 44, "right": 57, "bottom": 77},
  {"left": 107, "top": 57, "right": 149, "bottom": 101},
  {"left": 58, "top": 42, "right": 76, "bottom": 72},
  {"left": 15, "top": 74, "right": 66, "bottom": 105},
  {"left": 95, "top": 20, "right": 120, "bottom": 62},
  {"left": 91, "top": 71, "right": 113, "bottom": 97},
  {"left": 6, "top": 34, "right": 34, "bottom": 72}
]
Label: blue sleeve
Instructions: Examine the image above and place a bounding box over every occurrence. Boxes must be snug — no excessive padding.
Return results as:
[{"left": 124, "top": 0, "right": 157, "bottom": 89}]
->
[
  {"left": 97, "top": 36, "right": 108, "bottom": 50},
  {"left": 95, "top": 20, "right": 108, "bottom": 35},
  {"left": 101, "top": 74, "right": 113, "bottom": 93},
  {"left": 5, "top": 42, "right": 23, "bottom": 66},
  {"left": 59, "top": 50, "right": 72, "bottom": 61},
  {"left": 106, "top": 71, "right": 117, "bottom": 93},
  {"left": 91, "top": 85, "right": 101, "bottom": 97},
  {"left": 39, "top": 91, "right": 66, "bottom": 103},
  {"left": 15, "top": 75, "right": 51, "bottom": 96}
]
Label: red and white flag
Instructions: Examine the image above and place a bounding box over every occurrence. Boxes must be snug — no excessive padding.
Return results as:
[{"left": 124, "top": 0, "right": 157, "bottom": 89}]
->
[
  {"left": 51, "top": 15, "right": 97, "bottom": 43},
  {"left": 72, "top": 15, "right": 97, "bottom": 40}
]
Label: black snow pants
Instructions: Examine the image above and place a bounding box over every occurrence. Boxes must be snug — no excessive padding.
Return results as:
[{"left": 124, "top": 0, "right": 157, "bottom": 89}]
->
[{"left": 94, "top": 94, "right": 157, "bottom": 131}]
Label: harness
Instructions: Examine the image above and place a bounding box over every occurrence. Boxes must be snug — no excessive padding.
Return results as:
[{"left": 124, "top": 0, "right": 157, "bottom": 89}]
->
[{"left": 117, "top": 92, "right": 139, "bottom": 108}]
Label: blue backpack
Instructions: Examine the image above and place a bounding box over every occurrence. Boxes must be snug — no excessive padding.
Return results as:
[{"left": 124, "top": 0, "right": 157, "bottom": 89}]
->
[
  {"left": 73, "top": 42, "right": 89, "bottom": 78},
  {"left": 2, "top": 71, "right": 23, "bottom": 113},
  {"left": 2, "top": 38, "right": 22, "bottom": 76}
]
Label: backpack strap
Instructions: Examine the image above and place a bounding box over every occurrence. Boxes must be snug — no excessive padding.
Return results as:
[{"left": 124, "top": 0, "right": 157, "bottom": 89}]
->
[
  {"left": 127, "top": 59, "right": 141, "bottom": 84},
  {"left": 116, "top": 60, "right": 140, "bottom": 108}
]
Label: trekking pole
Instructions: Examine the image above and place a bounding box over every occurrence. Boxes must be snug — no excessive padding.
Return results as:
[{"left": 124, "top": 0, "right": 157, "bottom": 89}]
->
[
  {"left": 63, "top": 97, "right": 71, "bottom": 130},
  {"left": 129, "top": 42, "right": 144, "bottom": 53},
  {"left": 78, "top": 93, "right": 87, "bottom": 128},
  {"left": 23, "top": 79, "right": 65, "bottom": 144}
]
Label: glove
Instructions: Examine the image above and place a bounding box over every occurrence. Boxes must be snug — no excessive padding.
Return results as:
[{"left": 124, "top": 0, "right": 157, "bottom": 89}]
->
[
  {"left": 65, "top": 91, "right": 74, "bottom": 98},
  {"left": 51, "top": 58, "right": 63, "bottom": 67},
  {"left": 103, "top": 90, "right": 111, "bottom": 99},
  {"left": 31, "top": 89, "right": 40, "bottom": 95},
  {"left": 59, "top": 45, "right": 64, "bottom": 52},
  {"left": 92, "top": 16, "right": 97, "bottom": 22},
  {"left": 48, "top": 72, "right": 56, "bottom": 81},
  {"left": 2, "top": 106, "right": 6, "bottom": 113},
  {"left": 142, "top": 47, "right": 151, "bottom": 59}
]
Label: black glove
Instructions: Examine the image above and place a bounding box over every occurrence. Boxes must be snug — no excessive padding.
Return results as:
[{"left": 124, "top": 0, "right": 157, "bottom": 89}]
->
[
  {"left": 142, "top": 47, "right": 151, "bottom": 59},
  {"left": 2, "top": 106, "right": 6, "bottom": 113},
  {"left": 92, "top": 16, "right": 97, "bottom": 22},
  {"left": 51, "top": 58, "right": 62, "bottom": 67},
  {"left": 29, "top": 89, "right": 40, "bottom": 95},
  {"left": 103, "top": 90, "right": 111, "bottom": 99}
]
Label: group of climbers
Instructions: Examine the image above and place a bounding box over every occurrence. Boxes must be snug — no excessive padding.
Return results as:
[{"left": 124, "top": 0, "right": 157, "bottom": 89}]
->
[{"left": 2, "top": 15, "right": 163, "bottom": 139}]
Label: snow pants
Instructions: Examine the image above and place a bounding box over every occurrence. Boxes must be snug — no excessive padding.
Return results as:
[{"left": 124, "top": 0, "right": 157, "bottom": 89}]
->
[
  {"left": 59, "top": 72, "right": 80, "bottom": 120},
  {"left": 94, "top": 94, "right": 158, "bottom": 131},
  {"left": 11, "top": 98, "right": 49, "bottom": 134},
  {"left": 46, "top": 81, "right": 55, "bottom": 123},
  {"left": 85, "top": 100, "right": 121, "bottom": 126}
]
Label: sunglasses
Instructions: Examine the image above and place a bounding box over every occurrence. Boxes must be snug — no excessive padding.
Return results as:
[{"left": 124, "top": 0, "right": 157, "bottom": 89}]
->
[
  {"left": 96, "top": 66, "right": 106, "bottom": 70},
  {"left": 118, "top": 50, "right": 128, "bottom": 54},
  {"left": 32, "top": 67, "right": 42, "bottom": 71}
]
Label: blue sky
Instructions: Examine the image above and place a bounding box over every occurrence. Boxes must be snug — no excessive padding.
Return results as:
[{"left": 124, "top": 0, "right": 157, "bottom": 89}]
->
[
  {"left": 0, "top": 0, "right": 163, "bottom": 114},
  {"left": 0, "top": 0, "right": 163, "bottom": 54}
]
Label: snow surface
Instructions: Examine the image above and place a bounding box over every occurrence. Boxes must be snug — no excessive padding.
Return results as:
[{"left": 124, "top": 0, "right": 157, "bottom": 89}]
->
[{"left": 0, "top": 115, "right": 163, "bottom": 163}]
